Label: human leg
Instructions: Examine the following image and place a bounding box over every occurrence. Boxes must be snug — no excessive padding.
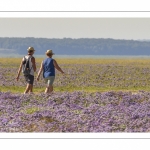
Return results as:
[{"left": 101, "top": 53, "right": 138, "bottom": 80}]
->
[
  {"left": 45, "top": 87, "right": 49, "bottom": 94},
  {"left": 48, "top": 85, "right": 53, "bottom": 93},
  {"left": 24, "top": 84, "right": 32, "bottom": 94},
  {"left": 44, "top": 85, "right": 53, "bottom": 94},
  {"left": 44, "top": 76, "right": 55, "bottom": 94},
  {"left": 48, "top": 76, "right": 55, "bottom": 93},
  {"left": 44, "top": 78, "right": 49, "bottom": 94},
  {"left": 24, "top": 75, "right": 34, "bottom": 94},
  {"left": 29, "top": 84, "right": 33, "bottom": 93}
]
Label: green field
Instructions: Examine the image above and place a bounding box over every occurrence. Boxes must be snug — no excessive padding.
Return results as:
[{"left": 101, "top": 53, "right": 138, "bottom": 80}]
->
[{"left": 0, "top": 57, "right": 150, "bottom": 93}]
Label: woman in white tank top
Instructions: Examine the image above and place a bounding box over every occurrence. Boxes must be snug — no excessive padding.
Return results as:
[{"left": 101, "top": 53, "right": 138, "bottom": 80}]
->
[
  {"left": 23, "top": 55, "right": 34, "bottom": 76},
  {"left": 16, "top": 47, "right": 36, "bottom": 94}
]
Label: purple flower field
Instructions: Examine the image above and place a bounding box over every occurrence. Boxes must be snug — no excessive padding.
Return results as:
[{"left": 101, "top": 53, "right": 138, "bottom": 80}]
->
[
  {"left": 1, "top": 59, "right": 150, "bottom": 132},
  {"left": 0, "top": 91, "right": 150, "bottom": 132}
]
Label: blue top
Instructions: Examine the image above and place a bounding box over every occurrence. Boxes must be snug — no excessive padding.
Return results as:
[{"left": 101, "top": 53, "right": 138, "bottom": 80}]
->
[{"left": 43, "top": 58, "right": 55, "bottom": 78}]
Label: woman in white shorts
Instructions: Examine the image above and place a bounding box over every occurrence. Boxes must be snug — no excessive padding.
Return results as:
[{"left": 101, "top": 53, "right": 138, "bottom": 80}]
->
[{"left": 36, "top": 50, "right": 64, "bottom": 94}]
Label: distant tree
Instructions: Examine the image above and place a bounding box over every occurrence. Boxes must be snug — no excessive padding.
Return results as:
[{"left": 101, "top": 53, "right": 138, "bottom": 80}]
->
[{"left": 0, "top": 37, "right": 150, "bottom": 55}]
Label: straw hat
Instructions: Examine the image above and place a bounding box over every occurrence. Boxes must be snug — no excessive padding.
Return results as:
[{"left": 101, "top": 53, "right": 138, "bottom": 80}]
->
[
  {"left": 46, "top": 50, "right": 54, "bottom": 55},
  {"left": 27, "top": 46, "right": 35, "bottom": 51}
]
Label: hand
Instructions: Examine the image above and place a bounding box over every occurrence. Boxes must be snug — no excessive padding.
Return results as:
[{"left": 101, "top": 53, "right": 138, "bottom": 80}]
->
[
  {"left": 36, "top": 77, "right": 39, "bottom": 81},
  {"left": 16, "top": 77, "right": 19, "bottom": 81}
]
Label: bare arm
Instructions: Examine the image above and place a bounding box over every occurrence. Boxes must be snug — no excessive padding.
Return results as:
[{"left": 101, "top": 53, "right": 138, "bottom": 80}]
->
[
  {"left": 53, "top": 59, "right": 64, "bottom": 74},
  {"left": 16, "top": 60, "right": 23, "bottom": 81},
  {"left": 36, "top": 61, "right": 43, "bottom": 81},
  {"left": 31, "top": 57, "right": 36, "bottom": 72}
]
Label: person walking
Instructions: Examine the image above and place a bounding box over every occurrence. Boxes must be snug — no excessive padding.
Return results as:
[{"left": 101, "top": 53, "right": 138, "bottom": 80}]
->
[
  {"left": 36, "top": 50, "right": 64, "bottom": 94},
  {"left": 16, "top": 46, "right": 36, "bottom": 94}
]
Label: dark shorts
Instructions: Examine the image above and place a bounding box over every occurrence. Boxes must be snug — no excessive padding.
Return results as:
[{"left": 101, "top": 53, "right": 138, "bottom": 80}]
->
[{"left": 24, "top": 74, "right": 34, "bottom": 85}]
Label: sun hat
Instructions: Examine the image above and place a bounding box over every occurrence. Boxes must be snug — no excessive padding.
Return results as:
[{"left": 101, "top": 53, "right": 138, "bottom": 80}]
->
[
  {"left": 46, "top": 50, "right": 54, "bottom": 55},
  {"left": 27, "top": 46, "right": 35, "bottom": 51}
]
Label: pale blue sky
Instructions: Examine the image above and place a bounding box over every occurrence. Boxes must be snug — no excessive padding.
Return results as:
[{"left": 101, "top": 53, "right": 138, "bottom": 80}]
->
[{"left": 0, "top": 18, "right": 150, "bottom": 40}]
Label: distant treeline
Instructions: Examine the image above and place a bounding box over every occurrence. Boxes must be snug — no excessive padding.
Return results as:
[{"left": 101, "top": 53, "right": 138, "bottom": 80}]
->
[{"left": 0, "top": 37, "right": 150, "bottom": 55}]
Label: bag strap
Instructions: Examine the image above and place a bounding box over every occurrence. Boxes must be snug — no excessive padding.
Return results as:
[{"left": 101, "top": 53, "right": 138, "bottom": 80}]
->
[
  {"left": 23, "top": 55, "right": 32, "bottom": 67},
  {"left": 27, "top": 55, "right": 33, "bottom": 71}
]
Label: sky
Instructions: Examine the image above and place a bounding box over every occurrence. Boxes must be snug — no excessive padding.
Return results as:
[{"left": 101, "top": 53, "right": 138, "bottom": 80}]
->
[{"left": 0, "top": 18, "right": 150, "bottom": 40}]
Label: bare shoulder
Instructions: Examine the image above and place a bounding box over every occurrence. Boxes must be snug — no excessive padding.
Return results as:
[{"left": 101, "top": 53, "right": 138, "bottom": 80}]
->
[
  {"left": 53, "top": 59, "right": 58, "bottom": 65},
  {"left": 31, "top": 56, "right": 35, "bottom": 59},
  {"left": 31, "top": 56, "right": 35, "bottom": 61},
  {"left": 53, "top": 59, "right": 57, "bottom": 63},
  {"left": 22, "top": 56, "right": 26, "bottom": 63}
]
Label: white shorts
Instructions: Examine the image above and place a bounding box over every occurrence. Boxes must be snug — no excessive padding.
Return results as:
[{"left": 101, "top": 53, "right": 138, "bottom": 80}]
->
[{"left": 44, "top": 76, "right": 55, "bottom": 86}]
